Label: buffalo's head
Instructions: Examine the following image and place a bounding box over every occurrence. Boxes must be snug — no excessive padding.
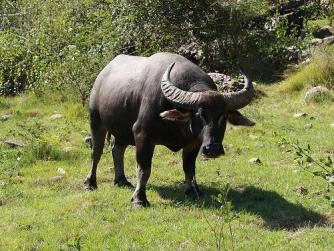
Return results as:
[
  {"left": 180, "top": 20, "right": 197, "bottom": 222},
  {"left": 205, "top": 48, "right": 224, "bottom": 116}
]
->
[{"left": 160, "top": 62, "right": 255, "bottom": 158}]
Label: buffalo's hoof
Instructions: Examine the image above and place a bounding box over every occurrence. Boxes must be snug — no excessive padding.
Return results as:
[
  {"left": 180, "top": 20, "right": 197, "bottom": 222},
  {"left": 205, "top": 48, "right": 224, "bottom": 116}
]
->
[
  {"left": 131, "top": 198, "right": 150, "bottom": 208},
  {"left": 84, "top": 178, "right": 97, "bottom": 191},
  {"left": 114, "top": 176, "right": 134, "bottom": 188},
  {"left": 185, "top": 185, "right": 203, "bottom": 199},
  {"left": 131, "top": 191, "right": 150, "bottom": 207}
]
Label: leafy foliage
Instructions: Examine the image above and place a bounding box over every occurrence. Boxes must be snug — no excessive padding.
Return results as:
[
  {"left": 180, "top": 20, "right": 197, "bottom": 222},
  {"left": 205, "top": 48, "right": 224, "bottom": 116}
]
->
[
  {"left": 280, "top": 138, "right": 334, "bottom": 207},
  {"left": 205, "top": 183, "right": 237, "bottom": 251},
  {"left": 0, "top": 0, "right": 331, "bottom": 98}
]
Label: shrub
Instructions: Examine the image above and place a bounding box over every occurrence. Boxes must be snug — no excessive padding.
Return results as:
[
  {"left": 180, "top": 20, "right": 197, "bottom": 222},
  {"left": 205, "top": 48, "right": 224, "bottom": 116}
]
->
[{"left": 0, "top": 0, "right": 328, "bottom": 98}]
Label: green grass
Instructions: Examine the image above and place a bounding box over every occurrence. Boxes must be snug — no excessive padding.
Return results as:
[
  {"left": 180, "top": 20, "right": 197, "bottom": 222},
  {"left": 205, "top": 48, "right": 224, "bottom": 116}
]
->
[
  {"left": 1, "top": 85, "right": 334, "bottom": 250},
  {"left": 278, "top": 45, "right": 334, "bottom": 97},
  {"left": 308, "top": 18, "right": 332, "bottom": 29}
]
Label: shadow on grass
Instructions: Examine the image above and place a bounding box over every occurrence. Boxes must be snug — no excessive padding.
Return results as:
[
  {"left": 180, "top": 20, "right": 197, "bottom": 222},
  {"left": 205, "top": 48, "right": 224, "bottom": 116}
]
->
[{"left": 151, "top": 183, "right": 330, "bottom": 230}]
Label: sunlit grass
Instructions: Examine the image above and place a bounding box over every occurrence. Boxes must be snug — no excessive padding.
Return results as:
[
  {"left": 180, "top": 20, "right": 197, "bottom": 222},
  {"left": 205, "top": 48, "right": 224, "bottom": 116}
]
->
[
  {"left": 1, "top": 84, "right": 334, "bottom": 250},
  {"left": 278, "top": 45, "right": 334, "bottom": 98}
]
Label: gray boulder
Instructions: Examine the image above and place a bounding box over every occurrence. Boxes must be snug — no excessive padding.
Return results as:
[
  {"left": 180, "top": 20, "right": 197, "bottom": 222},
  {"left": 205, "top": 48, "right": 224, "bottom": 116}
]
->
[
  {"left": 311, "top": 38, "right": 323, "bottom": 46},
  {"left": 304, "top": 86, "right": 330, "bottom": 102},
  {"left": 323, "top": 36, "right": 334, "bottom": 45},
  {"left": 178, "top": 42, "right": 203, "bottom": 65},
  {"left": 50, "top": 113, "right": 63, "bottom": 119},
  {"left": 5, "top": 140, "right": 23, "bottom": 148},
  {"left": 293, "top": 112, "right": 307, "bottom": 118},
  {"left": 248, "top": 157, "right": 261, "bottom": 165},
  {"left": 0, "top": 114, "right": 13, "bottom": 121}
]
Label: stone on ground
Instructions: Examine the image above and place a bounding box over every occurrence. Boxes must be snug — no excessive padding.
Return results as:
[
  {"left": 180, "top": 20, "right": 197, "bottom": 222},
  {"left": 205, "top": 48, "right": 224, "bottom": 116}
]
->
[
  {"left": 304, "top": 86, "right": 330, "bottom": 102},
  {"left": 50, "top": 113, "right": 63, "bottom": 119},
  {"left": 293, "top": 112, "right": 307, "bottom": 118},
  {"left": 5, "top": 140, "right": 23, "bottom": 148},
  {"left": 248, "top": 157, "right": 261, "bottom": 164}
]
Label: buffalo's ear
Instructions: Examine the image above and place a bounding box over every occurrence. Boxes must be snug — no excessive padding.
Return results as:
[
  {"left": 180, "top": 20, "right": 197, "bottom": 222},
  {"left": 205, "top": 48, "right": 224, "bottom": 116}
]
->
[
  {"left": 160, "top": 109, "right": 191, "bottom": 122},
  {"left": 227, "top": 110, "right": 255, "bottom": 126}
]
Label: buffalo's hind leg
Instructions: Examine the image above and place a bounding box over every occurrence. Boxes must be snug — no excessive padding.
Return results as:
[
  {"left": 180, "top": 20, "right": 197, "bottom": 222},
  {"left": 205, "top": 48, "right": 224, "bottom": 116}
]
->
[
  {"left": 112, "top": 142, "right": 133, "bottom": 188},
  {"left": 84, "top": 113, "right": 107, "bottom": 191},
  {"left": 183, "top": 145, "right": 202, "bottom": 199}
]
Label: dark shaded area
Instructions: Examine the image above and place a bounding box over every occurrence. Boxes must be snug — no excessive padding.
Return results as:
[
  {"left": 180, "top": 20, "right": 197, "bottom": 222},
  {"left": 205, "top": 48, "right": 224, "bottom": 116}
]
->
[
  {"left": 150, "top": 182, "right": 222, "bottom": 208},
  {"left": 228, "top": 186, "right": 329, "bottom": 230},
  {"left": 151, "top": 183, "right": 330, "bottom": 230}
]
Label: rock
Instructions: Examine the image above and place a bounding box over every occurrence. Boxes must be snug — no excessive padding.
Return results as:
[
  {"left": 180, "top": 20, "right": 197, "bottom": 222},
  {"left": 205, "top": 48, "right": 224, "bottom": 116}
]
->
[
  {"left": 249, "top": 134, "right": 258, "bottom": 140},
  {"left": 312, "top": 25, "right": 332, "bottom": 39},
  {"left": 5, "top": 140, "right": 23, "bottom": 148},
  {"left": 208, "top": 72, "right": 247, "bottom": 93},
  {"left": 331, "top": 123, "right": 334, "bottom": 128},
  {"left": 300, "top": 58, "right": 311, "bottom": 65},
  {"left": 293, "top": 186, "right": 308, "bottom": 195},
  {"left": 304, "top": 86, "right": 330, "bottom": 102},
  {"left": 208, "top": 72, "right": 231, "bottom": 85},
  {"left": 299, "top": 49, "right": 311, "bottom": 62},
  {"left": 0, "top": 114, "right": 13, "bottom": 121},
  {"left": 57, "top": 168, "right": 66, "bottom": 175},
  {"left": 323, "top": 36, "right": 334, "bottom": 45},
  {"left": 178, "top": 42, "right": 203, "bottom": 64},
  {"left": 304, "top": 122, "right": 313, "bottom": 129},
  {"left": 50, "top": 113, "right": 63, "bottom": 119},
  {"left": 311, "top": 38, "right": 323, "bottom": 46},
  {"left": 51, "top": 176, "right": 64, "bottom": 182},
  {"left": 248, "top": 157, "right": 261, "bottom": 164},
  {"left": 293, "top": 112, "right": 307, "bottom": 118}
]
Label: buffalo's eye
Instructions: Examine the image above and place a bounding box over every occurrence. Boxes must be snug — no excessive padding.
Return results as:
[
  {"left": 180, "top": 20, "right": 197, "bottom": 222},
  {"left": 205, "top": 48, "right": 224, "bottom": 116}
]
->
[{"left": 197, "top": 110, "right": 210, "bottom": 122}]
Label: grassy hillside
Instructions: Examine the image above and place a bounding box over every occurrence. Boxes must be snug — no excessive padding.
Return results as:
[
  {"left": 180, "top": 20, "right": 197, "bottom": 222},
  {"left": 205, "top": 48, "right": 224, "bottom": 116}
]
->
[
  {"left": 278, "top": 45, "right": 334, "bottom": 95},
  {"left": 1, "top": 80, "right": 334, "bottom": 250}
]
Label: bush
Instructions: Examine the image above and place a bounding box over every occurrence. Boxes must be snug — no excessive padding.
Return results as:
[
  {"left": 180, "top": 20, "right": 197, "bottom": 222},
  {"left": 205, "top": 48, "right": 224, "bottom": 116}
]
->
[{"left": 0, "top": 0, "right": 327, "bottom": 98}]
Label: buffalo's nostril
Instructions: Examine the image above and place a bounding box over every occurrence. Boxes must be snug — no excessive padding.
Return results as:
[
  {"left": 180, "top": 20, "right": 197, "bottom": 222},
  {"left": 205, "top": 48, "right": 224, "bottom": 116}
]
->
[{"left": 202, "top": 144, "right": 224, "bottom": 157}]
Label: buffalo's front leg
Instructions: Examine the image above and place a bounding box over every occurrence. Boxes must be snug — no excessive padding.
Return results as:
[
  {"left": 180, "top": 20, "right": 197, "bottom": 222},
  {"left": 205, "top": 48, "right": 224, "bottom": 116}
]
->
[
  {"left": 132, "top": 129, "right": 154, "bottom": 207},
  {"left": 183, "top": 145, "right": 202, "bottom": 198}
]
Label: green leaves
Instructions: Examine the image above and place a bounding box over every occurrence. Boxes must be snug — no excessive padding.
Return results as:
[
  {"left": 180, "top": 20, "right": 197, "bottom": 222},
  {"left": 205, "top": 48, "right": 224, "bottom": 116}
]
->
[
  {"left": 283, "top": 137, "right": 334, "bottom": 207},
  {"left": 206, "top": 183, "right": 236, "bottom": 250}
]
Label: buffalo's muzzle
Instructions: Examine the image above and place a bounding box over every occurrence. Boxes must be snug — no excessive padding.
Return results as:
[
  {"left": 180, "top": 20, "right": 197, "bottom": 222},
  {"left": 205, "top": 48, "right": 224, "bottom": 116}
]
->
[{"left": 202, "top": 143, "right": 225, "bottom": 158}]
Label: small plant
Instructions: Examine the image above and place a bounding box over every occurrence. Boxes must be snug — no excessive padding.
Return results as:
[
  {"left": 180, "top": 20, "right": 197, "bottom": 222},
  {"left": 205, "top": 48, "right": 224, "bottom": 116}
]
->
[
  {"left": 280, "top": 138, "right": 334, "bottom": 207},
  {"left": 204, "top": 183, "right": 237, "bottom": 251}
]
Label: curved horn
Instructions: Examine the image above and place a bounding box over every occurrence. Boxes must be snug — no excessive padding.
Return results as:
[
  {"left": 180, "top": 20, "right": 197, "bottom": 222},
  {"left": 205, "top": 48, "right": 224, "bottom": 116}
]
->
[
  {"left": 161, "top": 62, "right": 201, "bottom": 109},
  {"left": 220, "top": 67, "right": 254, "bottom": 111}
]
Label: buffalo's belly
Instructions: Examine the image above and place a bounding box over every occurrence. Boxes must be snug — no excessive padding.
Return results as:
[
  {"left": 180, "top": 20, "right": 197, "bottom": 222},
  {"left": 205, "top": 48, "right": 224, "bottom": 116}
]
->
[
  {"left": 153, "top": 124, "right": 197, "bottom": 152},
  {"left": 101, "top": 112, "right": 136, "bottom": 145},
  {"left": 160, "top": 141, "right": 186, "bottom": 152}
]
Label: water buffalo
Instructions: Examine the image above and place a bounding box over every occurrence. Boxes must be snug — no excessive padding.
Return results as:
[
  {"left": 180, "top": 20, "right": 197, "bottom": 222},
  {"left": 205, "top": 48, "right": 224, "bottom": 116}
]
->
[{"left": 84, "top": 52, "right": 255, "bottom": 207}]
